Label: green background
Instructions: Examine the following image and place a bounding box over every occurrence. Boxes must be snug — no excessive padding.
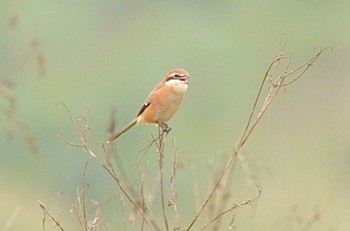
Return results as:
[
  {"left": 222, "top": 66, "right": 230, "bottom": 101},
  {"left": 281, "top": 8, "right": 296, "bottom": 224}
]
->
[{"left": 1, "top": 1, "right": 349, "bottom": 230}]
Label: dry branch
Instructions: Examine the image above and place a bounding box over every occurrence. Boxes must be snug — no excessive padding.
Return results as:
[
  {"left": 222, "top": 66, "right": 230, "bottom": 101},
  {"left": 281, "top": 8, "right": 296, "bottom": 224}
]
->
[{"left": 185, "top": 43, "right": 330, "bottom": 231}]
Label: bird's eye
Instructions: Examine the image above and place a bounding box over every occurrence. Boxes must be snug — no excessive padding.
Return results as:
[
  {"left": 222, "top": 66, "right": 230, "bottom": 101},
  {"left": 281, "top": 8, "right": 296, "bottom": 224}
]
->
[{"left": 166, "top": 73, "right": 182, "bottom": 82}]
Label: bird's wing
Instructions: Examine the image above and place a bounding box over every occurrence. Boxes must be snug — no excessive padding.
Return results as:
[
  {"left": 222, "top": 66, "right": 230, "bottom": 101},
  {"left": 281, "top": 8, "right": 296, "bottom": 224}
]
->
[
  {"left": 137, "top": 102, "right": 150, "bottom": 116},
  {"left": 136, "top": 81, "right": 164, "bottom": 116}
]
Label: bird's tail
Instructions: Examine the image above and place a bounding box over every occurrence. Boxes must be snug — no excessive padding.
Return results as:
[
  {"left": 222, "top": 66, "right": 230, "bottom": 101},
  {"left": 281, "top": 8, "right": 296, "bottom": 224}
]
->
[{"left": 108, "top": 118, "right": 137, "bottom": 142}]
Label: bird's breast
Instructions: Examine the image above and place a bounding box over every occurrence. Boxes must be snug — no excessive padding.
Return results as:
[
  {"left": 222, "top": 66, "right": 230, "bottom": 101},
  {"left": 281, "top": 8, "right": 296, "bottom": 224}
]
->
[{"left": 139, "top": 85, "right": 186, "bottom": 124}]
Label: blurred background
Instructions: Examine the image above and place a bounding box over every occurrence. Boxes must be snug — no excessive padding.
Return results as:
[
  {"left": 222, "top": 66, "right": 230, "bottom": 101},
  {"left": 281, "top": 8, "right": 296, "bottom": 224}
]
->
[{"left": 1, "top": 0, "right": 349, "bottom": 230}]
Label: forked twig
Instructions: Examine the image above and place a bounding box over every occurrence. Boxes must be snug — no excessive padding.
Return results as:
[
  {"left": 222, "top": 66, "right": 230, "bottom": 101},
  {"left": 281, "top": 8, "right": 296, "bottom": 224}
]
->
[
  {"left": 200, "top": 185, "right": 262, "bottom": 231},
  {"left": 186, "top": 44, "right": 329, "bottom": 231},
  {"left": 57, "top": 102, "right": 162, "bottom": 231},
  {"left": 57, "top": 102, "right": 134, "bottom": 204}
]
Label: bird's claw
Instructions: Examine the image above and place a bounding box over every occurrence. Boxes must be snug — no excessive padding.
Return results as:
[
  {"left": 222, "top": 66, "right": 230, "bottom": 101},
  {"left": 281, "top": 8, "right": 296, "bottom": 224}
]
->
[{"left": 160, "top": 123, "right": 172, "bottom": 134}]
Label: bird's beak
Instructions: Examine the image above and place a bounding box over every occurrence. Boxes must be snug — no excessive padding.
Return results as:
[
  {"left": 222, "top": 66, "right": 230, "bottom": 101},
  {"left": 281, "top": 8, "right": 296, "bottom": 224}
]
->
[{"left": 180, "top": 75, "right": 189, "bottom": 84}]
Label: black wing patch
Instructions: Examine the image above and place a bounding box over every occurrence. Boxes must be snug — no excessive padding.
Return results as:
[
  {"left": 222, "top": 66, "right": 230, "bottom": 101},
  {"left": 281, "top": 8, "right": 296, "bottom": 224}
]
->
[{"left": 137, "top": 102, "right": 151, "bottom": 116}]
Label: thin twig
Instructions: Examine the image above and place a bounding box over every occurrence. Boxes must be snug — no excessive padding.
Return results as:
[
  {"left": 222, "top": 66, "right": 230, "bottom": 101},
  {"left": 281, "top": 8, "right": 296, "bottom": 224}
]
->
[
  {"left": 139, "top": 165, "right": 148, "bottom": 231},
  {"left": 239, "top": 57, "right": 281, "bottom": 147},
  {"left": 38, "top": 201, "right": 65, "bottom": 231},
  {"left": 57, "top": 134, "right": 84, "bottom": 147},
  {"left": 130, "top": 135, "right": 158, "bottom": 176},
  {"left": 282, "top": 47, "right": 331, "bottom": 86},
  {"left": 78, "top": 158, "right": 90, "bottom": 231},
  {"left": 169, "top": 138, "right": 181, "bottom": 230},
  {"left": 200, "top": 185, "right": 262, "bottom": 231}
]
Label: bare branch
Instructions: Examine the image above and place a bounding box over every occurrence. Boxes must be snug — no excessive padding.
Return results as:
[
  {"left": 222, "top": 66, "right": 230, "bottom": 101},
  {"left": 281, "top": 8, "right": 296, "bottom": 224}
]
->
[
  {"left": 57, "top": 102, "right": 162, "bottom": 231},
  {"left": 186, "top": 43, "right": 329, "bottom": 231},
  {"left": 157, "top": 127, "right": 170, "bottom": 231}
]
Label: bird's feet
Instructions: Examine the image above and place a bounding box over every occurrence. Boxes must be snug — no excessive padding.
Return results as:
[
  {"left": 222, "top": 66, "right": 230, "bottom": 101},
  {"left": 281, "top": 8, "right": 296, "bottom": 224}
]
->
[{"left": 159, "top": 123, "right": 172, "bottom": 134}]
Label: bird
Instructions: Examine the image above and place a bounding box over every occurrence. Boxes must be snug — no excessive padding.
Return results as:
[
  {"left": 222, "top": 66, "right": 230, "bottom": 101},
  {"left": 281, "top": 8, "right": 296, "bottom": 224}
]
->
[{"left": 108, "top": 68, "right": 189, "bottom": 142}]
